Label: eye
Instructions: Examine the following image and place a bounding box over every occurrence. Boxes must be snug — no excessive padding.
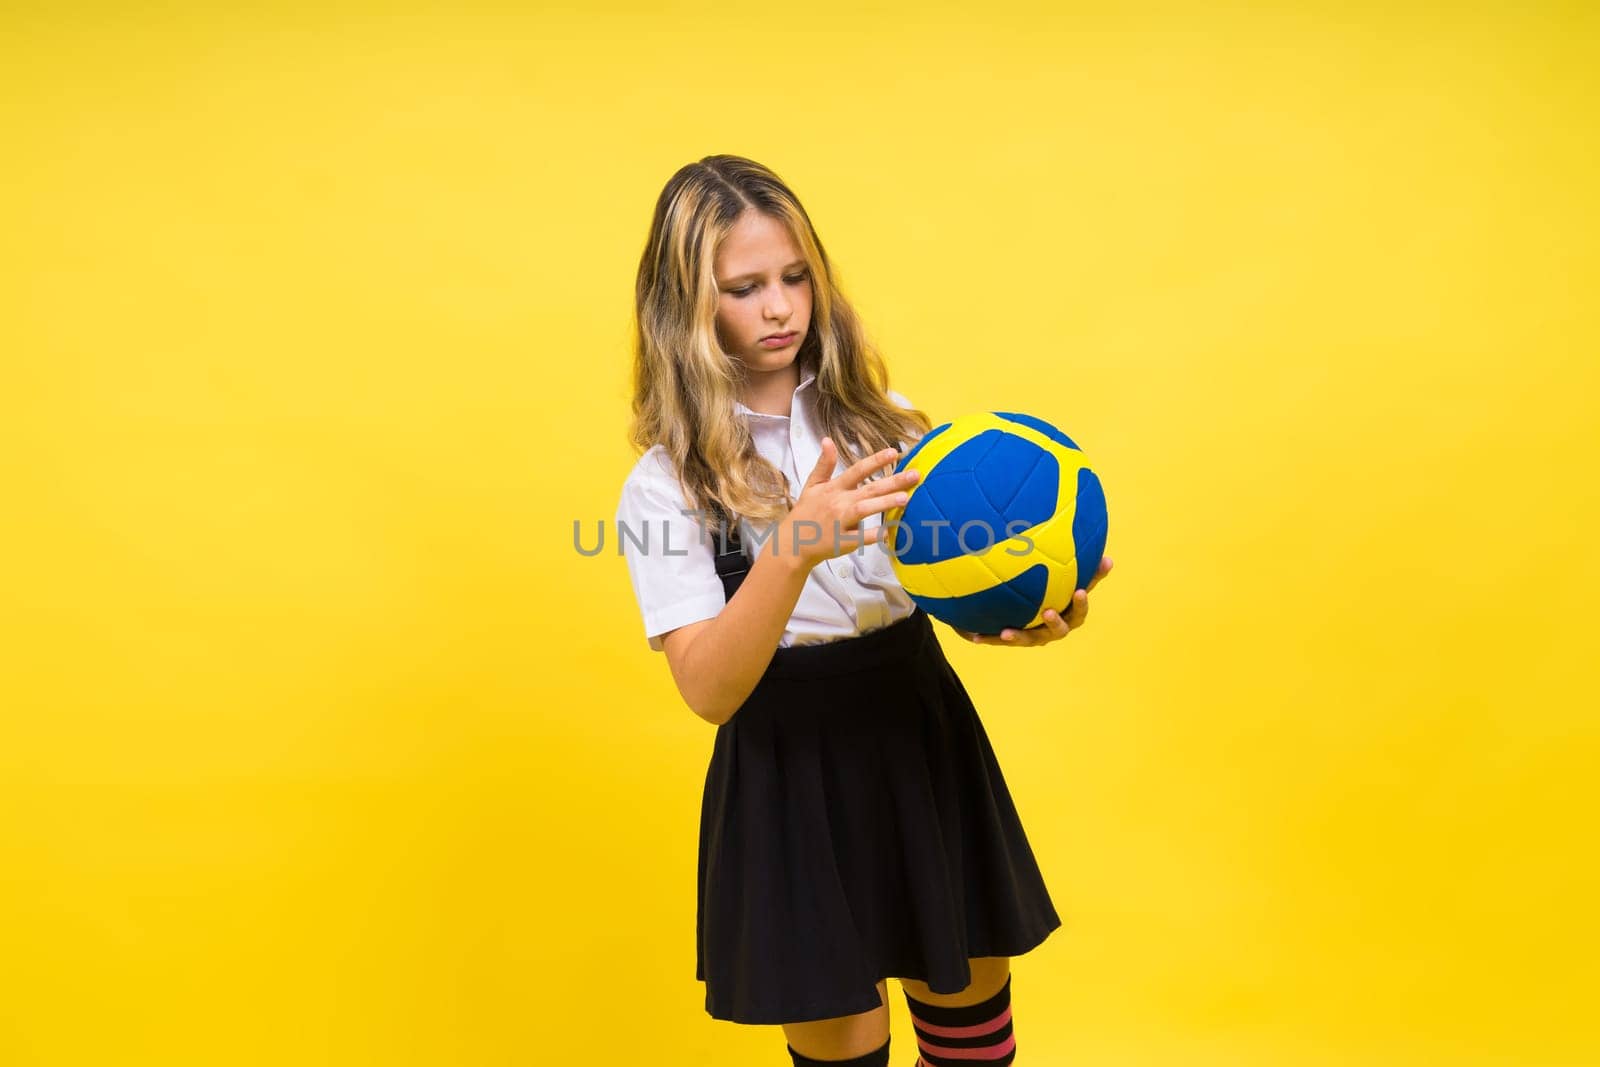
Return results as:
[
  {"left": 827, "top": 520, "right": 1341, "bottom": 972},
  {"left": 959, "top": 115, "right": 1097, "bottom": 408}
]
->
[{"left": 728, "top": 272, "right": 810, "bottom": 298}]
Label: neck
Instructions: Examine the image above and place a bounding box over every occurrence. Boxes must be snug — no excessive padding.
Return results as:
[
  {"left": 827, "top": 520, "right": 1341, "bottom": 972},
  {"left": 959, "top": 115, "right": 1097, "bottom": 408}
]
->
[{"left": 739, "top": 358, "right": 803, "bottom": 417}]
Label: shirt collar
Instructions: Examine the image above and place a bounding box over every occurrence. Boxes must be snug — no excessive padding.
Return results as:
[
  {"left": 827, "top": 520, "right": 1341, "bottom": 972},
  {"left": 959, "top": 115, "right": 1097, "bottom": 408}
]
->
[{"left": 733, "top": 368, "right": 816, "bottom": 420}]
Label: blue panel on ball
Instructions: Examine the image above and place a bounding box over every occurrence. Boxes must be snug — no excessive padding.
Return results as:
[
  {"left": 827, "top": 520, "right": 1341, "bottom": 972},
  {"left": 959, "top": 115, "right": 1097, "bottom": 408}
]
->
[
  {"left": 995, "top": 411, "right": 1079, "bottom": 450},
  {"left": 973, "top": 436, "right": 1038, "bottom": 509},
  {"left": 897, "top": 432, "right": 995, "bottom": 565},
  {"left": 975, "top": 435, "right": 1058, "bottom": 522},
  {"left": 1071, "top": 466, "right": 1109, "bottom": 592},
  {"left": 896, "top": 430, "right": 1060, "bottom": 566},
  {"left": 895, "top": 475, "right": 989, "bottom": 565},
  {"left": 911, "top": 562, "right": 1050, "bottom": 634}
]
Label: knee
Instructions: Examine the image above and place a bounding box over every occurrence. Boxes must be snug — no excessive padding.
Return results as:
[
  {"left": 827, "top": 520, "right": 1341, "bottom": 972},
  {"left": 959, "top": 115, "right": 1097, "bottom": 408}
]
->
[{"left": 783, "top": 980, "right": 890, "bottom": 1064}]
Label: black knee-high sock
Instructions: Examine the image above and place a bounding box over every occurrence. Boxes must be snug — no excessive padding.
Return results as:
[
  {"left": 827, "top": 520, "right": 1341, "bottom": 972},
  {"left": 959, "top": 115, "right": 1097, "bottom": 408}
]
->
[
  {"left": 786, "top": 1035, "right": 890, "bottom": 1066},
  {"left": 904, "top": 973, "right": 1015, "bottom": 1066}
]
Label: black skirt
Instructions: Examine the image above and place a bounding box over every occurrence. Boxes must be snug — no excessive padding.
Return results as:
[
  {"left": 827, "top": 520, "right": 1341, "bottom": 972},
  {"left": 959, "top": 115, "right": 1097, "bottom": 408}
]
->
[{"left": 694, "top": 606, "right": 1061, "bottom": 1025}]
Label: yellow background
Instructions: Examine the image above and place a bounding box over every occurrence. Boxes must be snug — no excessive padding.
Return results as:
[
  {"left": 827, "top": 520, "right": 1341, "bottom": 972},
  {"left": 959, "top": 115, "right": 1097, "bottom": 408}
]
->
[{"left": 3, "top": 3, "right": 1596, "bottom": 1064}]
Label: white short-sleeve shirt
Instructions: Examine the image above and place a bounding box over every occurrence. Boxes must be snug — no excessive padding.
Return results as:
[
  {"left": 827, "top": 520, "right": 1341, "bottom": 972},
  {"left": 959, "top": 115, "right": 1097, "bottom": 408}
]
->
[{"left": 616, "top": 372, "right": 923, "bottom": 652}]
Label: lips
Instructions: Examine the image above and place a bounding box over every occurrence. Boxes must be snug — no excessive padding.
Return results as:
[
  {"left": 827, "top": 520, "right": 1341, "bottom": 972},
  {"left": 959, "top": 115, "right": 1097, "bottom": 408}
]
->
[{"left": 761, "top": 331, "right": 796, "bottom": 342}]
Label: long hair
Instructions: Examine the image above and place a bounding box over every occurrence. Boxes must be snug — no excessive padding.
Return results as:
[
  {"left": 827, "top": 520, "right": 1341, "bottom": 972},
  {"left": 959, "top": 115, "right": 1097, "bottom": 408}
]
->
[{"left": 628, "top": 154, "right": 933, "bottom": 530}]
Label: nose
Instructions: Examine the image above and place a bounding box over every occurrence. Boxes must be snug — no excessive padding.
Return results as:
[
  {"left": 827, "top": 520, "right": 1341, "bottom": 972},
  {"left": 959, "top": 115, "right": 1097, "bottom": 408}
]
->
[{"left": 764, "top": 291, "right": 792, "bottom": 322}]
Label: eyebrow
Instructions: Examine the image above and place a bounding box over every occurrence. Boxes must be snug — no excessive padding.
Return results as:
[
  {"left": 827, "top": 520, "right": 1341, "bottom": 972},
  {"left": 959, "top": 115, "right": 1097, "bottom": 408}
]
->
[{"left": 720, "top": 260, "right": 807, "bottom": 285}]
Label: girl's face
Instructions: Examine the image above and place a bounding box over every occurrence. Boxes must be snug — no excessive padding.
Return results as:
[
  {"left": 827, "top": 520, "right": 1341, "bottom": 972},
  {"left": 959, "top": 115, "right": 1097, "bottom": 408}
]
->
[{"left": 713, "top": 211, "right": 813, "bottom": 376}]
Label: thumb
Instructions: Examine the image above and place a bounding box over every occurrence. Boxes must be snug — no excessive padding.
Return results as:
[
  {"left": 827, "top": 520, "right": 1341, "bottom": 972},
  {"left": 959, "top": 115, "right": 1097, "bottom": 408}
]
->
[{"left": 806, "top": 436, "right": 836, "bottom": 487}]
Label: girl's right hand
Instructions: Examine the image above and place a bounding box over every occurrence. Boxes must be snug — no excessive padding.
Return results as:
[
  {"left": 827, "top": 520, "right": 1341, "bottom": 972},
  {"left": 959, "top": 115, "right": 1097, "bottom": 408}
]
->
[{"left": 776, "top": 437, "right": 921, "bottom": 571}]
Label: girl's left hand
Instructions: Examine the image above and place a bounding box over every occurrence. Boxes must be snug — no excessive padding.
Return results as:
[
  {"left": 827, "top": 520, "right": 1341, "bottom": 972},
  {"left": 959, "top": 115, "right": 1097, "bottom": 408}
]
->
[{"left": 951, "top": 555, "right": 1114, "bottom": 647}]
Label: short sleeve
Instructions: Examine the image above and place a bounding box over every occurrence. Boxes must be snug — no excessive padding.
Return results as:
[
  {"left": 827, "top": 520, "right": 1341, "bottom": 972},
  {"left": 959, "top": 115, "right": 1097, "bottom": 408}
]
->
[{"left": 615, "top": 449, "right": 728, "bottom": 652}]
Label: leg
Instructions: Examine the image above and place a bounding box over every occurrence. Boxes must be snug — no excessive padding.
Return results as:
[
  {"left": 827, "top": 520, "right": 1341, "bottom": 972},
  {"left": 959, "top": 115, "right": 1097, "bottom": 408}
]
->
[
  {"left": 901, "top": 957, "right": 1016, "bottom": 1066},
  {"left": 781, "top": 979, "right": 890, "bottom": 1064}
]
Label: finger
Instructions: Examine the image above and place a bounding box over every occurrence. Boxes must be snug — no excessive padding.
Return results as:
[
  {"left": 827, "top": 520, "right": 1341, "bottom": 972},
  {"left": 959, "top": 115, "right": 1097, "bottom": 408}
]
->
[
  {"left": 834, "top": 445, "right": 904, "bottom": 489},
  {"left": 849, "top": 475, "right": 919, "bottom": 518},
  {"left": 1069, "top": 588, "right": 1089, "bottom": 626},
  {"left": 859, "top": 522, "right": 883, "bottom": 546},
  {"left": 1087, "top": 556, "right": 1113, "bottom": 592},
  {"left": 805, "top": 437, "right": 838, "bottom": 488},
  {"left": 1042, "top": 608, "right": 1070, "bottom": 637},
  {"left": 849, "top": 462, "right": 918, "bottom": 503},
  {"left": 860, "top": 445, "right": 907, "bottom": 485},
  {"left": 854, "top": 487, "right": 911, "bottom": 522}
]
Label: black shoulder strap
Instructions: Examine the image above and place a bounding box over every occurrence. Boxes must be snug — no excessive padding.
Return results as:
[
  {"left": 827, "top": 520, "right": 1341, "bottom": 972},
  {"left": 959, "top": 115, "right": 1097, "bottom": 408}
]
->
[{"left": 708, "top": 503, "right": 750, "bottom": 603}]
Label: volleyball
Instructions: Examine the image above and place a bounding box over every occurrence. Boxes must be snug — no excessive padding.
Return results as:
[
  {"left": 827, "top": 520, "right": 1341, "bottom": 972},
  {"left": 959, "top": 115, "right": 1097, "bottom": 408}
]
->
[{"left": 885, "top": 411, "right": 1108, "bottom": 635}]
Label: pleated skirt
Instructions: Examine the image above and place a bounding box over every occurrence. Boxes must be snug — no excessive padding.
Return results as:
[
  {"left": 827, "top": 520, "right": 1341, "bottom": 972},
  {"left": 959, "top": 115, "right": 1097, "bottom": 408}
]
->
[{"left": 695, "top": 607, "right": 1061, "bottom": 1025}]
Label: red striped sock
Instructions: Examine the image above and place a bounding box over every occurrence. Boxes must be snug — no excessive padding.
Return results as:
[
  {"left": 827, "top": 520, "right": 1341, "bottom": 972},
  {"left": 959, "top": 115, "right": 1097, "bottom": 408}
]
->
[{"left": 904, "top": 972, "right": 1016, "bottom": 1066}]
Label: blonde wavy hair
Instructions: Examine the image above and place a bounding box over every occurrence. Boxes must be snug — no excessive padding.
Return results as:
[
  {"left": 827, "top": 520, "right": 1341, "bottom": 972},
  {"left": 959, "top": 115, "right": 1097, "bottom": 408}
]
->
[{"left": 628, "top": 154, "right": 933, "bottom": 531}]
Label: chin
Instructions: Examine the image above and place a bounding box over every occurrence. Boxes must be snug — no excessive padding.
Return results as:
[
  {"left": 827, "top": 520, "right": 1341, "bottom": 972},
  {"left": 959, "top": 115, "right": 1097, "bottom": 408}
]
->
[{"left": 749, "top": 348, "right": 799, "bottom": 370}]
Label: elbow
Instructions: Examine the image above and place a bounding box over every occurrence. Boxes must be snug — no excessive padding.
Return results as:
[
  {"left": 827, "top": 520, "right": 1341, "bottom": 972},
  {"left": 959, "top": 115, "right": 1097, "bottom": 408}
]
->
[
  {"left": 679, "top": 682, "right": 728, "bottom": 727},
  {"left": 689, "top": 692, "right": 736, "bottom": 727},
  {"left": 670, "top": 638, "right": 753, "bottom": 727},
  {"left": 679, "top": 664, "right": 742, "bottom": 727},
  {"left": 684, "top": 686, "right": 739, "bottom": 728},
  {"left": 694, "top": 705, "right": 732, "bottom": 728}
]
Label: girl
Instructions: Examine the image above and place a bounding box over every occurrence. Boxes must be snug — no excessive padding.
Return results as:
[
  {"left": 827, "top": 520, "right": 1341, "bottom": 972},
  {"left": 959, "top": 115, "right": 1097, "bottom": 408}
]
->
[{"left": 615, "top": 155, "right": 1113, "bottom": 1066}]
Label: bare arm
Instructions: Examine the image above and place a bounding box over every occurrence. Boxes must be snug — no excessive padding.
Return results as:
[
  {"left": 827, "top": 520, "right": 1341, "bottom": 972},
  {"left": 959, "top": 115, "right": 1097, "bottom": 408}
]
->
[
  {"left": 661, "top": 438, "right": 921, "bottom": 727},
  {"left": 661, "top": 549, "right": 809, "bottom": 726}
]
